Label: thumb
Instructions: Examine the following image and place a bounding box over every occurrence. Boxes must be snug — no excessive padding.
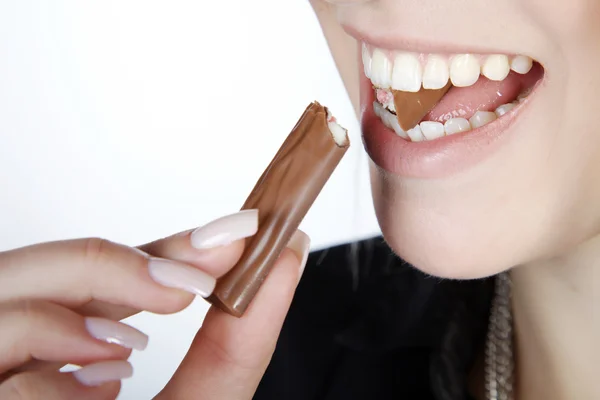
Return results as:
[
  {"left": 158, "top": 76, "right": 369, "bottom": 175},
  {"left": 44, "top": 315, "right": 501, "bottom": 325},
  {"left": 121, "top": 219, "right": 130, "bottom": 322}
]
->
[
  {"left": 0, "top": 361, "right": 131, "bottom": 400},
  {"left": 157, "top": 230, "right": 310, "bottom": 400}
]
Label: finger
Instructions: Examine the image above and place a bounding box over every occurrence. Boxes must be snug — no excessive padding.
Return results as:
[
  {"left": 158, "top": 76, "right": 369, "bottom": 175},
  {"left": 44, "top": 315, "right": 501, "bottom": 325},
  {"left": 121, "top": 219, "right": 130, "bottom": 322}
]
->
[
  {"left": 0, "top": 301, "right": 146, "bottom": 375},
  {"left": 139, "top": 209, "right": 258, "bottom": 277},
  {"left": 0, "top": 361, "right": 130, "bottom": 400},
  {"left": 157, "top": 230, "right": 310, "bottom": 400},
  {"left": 80, "top": 210, "right": 259, "bottom": 321},
  {"left": 0, "top": 238, "right": 215, "bottom": 315}
]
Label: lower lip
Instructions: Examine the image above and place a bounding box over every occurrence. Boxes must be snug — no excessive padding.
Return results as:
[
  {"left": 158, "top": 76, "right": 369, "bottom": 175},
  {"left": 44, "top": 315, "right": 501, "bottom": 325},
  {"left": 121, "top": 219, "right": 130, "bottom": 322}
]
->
[{"left": 360, "top": 75, "right": 536, "bottom": 179}]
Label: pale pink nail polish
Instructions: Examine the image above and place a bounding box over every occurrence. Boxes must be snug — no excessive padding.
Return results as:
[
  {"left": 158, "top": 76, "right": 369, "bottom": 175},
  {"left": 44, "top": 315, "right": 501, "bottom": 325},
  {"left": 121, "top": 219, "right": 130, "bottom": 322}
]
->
[
  {"left": 148, "top": 258, "right": 216, "bottom": 297},
  {"left": 85, "top": 317, "right": 148, "bottom": 351},
  {"left": 190, "top": 209, "right": 259, "bottom": 249},
  {"left": 287, "top": 230, "right": 311, "bottom": 280},
  {"left": 72, "top": 360, "right": 133, "bottom": 387}
]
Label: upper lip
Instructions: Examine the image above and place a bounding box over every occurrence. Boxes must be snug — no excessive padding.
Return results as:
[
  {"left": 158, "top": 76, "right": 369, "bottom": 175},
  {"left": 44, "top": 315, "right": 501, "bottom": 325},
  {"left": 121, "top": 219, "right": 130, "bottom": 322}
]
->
[{"left": 342, "top": 23, "right": 529, "bottom": 56}]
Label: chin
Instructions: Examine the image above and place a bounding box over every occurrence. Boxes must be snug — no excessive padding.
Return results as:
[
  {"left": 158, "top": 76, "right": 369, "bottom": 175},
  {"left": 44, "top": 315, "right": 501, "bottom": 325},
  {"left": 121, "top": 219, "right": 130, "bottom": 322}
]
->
[
  {"left": 369, "top": 174, "right": 512, "bottom": 279},
  {"left": 367, "top": 162, "right": 558, "bottom": 280},
  {"left": 369, "top": 163, "right": 600, "bottom": 280},
  {"left": 378, "top": 226, "right": 508, "bottom": 280}
]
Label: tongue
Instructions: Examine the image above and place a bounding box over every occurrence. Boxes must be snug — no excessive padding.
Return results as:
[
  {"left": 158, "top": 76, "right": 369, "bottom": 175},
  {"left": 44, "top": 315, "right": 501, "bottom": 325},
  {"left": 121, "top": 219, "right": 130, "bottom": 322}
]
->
[{"left": 425, "top": 63, "right": 543, "bottom": 123}]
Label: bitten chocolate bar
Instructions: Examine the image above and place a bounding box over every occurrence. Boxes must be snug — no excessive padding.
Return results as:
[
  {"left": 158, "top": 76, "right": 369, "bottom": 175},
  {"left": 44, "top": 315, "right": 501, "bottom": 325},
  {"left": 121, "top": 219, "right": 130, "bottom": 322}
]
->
[
  {"left": 207, "top": 101, "right": 350, "bottom": 317},
  {"left": 392, "top": 82, "right": 452, "bottom": 131}
]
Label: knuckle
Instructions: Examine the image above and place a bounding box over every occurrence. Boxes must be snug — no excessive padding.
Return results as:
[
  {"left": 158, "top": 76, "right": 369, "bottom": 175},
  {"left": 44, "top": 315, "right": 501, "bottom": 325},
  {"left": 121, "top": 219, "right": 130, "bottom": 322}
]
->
[
  {"left": 80, "top": 237, "right": 117, "bottom": 266},
  {"left": 12, "top": 300, "right": 46, "bottom": 323},
  {"left": 2, "top": 373, "right": 39, "bottom": 399},
  {"left": 0, "top": 301, "right": 45, "bottom": 365},
  {"left": 77, "top": 237, "right": 145, "bottom": 273},
  {"left": 8, "top": 301, "right": 49, "bottom": 343}
]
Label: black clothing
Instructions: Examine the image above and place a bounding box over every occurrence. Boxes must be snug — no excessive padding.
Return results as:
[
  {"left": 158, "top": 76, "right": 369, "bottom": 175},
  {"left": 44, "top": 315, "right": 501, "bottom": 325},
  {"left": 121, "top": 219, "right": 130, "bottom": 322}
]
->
[{"left": 254, "top": 237, "right": 494, "bottom": 400}]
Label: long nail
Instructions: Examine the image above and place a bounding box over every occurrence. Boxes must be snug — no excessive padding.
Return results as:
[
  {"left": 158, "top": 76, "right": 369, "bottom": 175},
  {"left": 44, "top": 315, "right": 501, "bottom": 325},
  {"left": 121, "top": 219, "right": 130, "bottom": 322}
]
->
[
  {"left": 72, "top": 360, "right": 133, "bottom": 387},
  {"left": 148, "top": 258, "right": 216, "bottom": 297},
  {"left": 190, "top": 209, "right": 259, "bottom": 249},
  {"left": 287, "top": 230, "right": 311, "bottom": 280},
  {"left": 85, "top": 317, "right": 149, "bottom": 351}
]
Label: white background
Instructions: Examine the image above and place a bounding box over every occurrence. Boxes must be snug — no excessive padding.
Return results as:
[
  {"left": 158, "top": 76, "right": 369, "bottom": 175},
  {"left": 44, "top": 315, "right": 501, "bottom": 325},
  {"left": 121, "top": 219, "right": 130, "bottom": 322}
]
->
[{"left": 0, "top": 1, "right": 379, "bottom": 398}]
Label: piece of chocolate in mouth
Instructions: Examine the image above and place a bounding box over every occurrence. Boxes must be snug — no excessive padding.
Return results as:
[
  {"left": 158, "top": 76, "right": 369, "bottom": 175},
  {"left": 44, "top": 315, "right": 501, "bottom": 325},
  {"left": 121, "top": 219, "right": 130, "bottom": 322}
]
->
[
  {"left": 206, "top": 101, "right": 350, "bottom": 317},
  {"left": 392, "top": 82, "right": 453, "bottom": 131}
]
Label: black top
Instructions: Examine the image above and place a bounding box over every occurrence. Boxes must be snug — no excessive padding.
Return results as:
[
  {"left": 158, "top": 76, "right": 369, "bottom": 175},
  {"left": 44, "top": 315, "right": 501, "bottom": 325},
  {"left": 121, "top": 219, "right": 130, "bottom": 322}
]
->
[{"left": 254, "top": 237, "right": 495, "bottom": 400}]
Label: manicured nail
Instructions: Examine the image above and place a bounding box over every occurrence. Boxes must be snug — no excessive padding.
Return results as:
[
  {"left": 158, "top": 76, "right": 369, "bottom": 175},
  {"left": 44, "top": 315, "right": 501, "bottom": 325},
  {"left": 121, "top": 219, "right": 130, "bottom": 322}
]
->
[
  {"left": 85, "top": 317, "right": 149, "bottom": 351},
  {"left": 190, "top": 209, "right": 259, "bottom": 249},
  {"left": 148, "top": 258, "right": 216, "bottom": 297},
  {"left": 72, "top": 360, "right": 133, "bottom": 387},
  {"left": 287, "top": 230, "right": 311, "bottom": 280}
]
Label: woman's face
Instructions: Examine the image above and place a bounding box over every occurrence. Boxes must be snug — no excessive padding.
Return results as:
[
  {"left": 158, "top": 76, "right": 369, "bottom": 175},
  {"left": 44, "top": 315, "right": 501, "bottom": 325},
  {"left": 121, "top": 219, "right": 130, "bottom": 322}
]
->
[{"left": 316, "top": 0, "right": 600, "bottom": 278}]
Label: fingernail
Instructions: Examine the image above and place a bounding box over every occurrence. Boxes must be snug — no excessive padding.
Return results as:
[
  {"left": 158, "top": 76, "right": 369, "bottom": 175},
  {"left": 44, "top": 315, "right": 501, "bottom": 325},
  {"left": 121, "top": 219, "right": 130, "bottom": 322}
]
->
[
  {"left": 148, "top": 258, "right": 216, "bottom": 297},
  {"left": 287, "top": 230, "right": 311, "bottom": 280},
  {"left": 85, "top": 317, "right": 149, "bottom": 351},
  {"left": 72, "top": 360, "right": 133, "bottom": 387},
  {"left": 190, "top": 209, "right": 259, "bottom": 249}
]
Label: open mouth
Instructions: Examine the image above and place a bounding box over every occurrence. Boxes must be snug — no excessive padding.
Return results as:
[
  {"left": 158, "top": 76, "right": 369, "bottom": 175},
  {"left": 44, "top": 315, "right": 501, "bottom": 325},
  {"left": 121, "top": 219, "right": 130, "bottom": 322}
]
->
[
  {"left": 357, "top": 41, "right": 546, "bottom": 178},
  {"left": 363, "top": 44, "right": 544, "bottom": 141}
]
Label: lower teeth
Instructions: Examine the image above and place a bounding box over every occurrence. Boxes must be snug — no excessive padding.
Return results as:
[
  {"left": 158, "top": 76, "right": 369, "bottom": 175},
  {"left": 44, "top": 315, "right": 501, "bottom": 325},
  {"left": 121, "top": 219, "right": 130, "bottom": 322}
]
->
[
  {"left": 373, "top": 84, "right": 534, "bottom": 141},
  {"left": 494, "top": 103, "right": 516, "bottom": 116},
  {"left": 374, "top": 97, "right": 524, "bottom": 141},
  {"left": 373, "top": 101, "right": 409, "bottom": 139}
]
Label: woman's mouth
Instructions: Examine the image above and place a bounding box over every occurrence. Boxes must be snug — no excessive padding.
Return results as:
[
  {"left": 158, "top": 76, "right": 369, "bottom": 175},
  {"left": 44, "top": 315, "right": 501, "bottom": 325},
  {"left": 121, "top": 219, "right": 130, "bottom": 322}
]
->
[{"left": 360, "top": 43, "right": 545, "bottom": 178}]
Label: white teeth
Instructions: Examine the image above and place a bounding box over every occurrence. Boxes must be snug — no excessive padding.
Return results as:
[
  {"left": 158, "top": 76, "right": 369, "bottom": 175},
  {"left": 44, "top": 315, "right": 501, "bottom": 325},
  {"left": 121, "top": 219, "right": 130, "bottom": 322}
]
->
[
  {"left": 373, "top": 101, "right": 384, "bottom": 118},
  {"left": 386, "top": 114, "right": 409, "bottom": 139},
  {"left": 362, "top": 43, "right": 372, "bottom": 79},
  {"left": 370, "top": 49, "right": 392, "bottom": 88},
  {"left": 374, "top": 101, "right": 409, "bottom": 139},
  {"left": 510, "top": 55, "right": 533, "bottom": 74},
  {"left": 469, "top": 111, "right": 497, "bottom": 128},
  {"left": 450, "top": 54, "right": 481, "bottom": 87},
  {"left": 363, "top": 44, "right": 536, "bottom": 92},
  {"left": 422, "top": 55, "right": 450, "bottom": 90},
  {"left": 482, "top": 55, "right": 510, "bottom": 81},
  {"left": 365, "top": 44, "right": 536, "bottom": 141},
  {"left": 391, "top": 53, "right": 422, "bottom": 92},
  {"left": 444, "top": 118, "right": 471, "bottom": 135},
  {"left": 374, "top": 99, "right": 523, "bottom": 141},
  {"left": 419, "top": 121, "right": 445, "bottom": 140},
  {"left": 494, "top": 103, "right": 516, "bottom": 116},
  {"left": 406, "top": 125, "right": 425, "bottom": 142}
]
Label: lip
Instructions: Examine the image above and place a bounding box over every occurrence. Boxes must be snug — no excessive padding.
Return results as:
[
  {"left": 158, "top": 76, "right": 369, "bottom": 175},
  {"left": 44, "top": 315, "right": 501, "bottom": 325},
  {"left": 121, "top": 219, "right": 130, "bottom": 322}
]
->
[
  {"left": 343, "top": 23, "right": 532, "bottom": 57},
  {"left": 360, "top": 66, "right": 544, "bottom": 179}
]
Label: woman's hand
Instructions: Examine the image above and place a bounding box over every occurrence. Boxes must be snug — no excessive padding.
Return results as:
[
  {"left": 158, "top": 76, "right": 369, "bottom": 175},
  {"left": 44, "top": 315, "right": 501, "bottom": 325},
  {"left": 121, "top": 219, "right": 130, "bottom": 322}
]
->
[{"left": 0, "top": 209, "right": 310, "bottom": 399}]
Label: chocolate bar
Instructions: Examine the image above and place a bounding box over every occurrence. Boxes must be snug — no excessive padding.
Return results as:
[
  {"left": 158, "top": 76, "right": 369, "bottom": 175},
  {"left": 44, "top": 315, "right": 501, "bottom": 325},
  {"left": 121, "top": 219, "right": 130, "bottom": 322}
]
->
[
  {"left": 392, "top": 82, "right": 452, "bottom": 131},
  {"left": 207, "top": 102, "right": 350, "bottom": 317}
]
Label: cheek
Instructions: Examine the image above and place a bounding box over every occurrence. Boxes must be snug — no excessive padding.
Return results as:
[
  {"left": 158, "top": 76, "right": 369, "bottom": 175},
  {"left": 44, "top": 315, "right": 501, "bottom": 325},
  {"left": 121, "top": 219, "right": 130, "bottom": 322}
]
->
[{"left": 521, "top": 0, "right": 600, "bottom": 42}]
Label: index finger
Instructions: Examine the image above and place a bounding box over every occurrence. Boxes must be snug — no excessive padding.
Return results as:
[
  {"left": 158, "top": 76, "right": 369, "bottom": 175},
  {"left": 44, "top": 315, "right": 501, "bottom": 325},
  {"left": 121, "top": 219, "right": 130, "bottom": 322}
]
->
[
  {"left": 0, "top": 238, "right": 212, "bottom": 315},
  {"left": 79, "top": 209, "right": 259, "bottom": 320}
]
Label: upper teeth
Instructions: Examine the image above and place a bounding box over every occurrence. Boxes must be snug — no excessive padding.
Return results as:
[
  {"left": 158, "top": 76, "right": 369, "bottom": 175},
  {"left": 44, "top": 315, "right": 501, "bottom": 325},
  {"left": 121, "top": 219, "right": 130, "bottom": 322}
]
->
[
  {"left": 362, "top": 43, "right": 533, "bottom": 91},
  {"left": 423, "top": 55, "right": 450, "bottom": 90}
]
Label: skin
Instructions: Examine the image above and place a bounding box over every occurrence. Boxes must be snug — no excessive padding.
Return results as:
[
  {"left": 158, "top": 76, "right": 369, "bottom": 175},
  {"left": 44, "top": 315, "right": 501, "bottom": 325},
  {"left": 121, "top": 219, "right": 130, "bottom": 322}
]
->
[
  {"left": 310, "top": 0, "right": 599, "bottom": 399},
  {"left": 0, "top": 225, "right": 308, "bottom": 399}
]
